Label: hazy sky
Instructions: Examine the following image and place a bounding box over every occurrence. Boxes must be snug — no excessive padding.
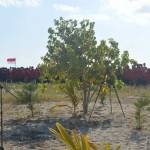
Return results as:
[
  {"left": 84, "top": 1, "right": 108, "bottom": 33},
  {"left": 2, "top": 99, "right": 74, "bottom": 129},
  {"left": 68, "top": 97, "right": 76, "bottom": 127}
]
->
[{"left": 0, "top": 0, "right": 150, "bottom": 67}]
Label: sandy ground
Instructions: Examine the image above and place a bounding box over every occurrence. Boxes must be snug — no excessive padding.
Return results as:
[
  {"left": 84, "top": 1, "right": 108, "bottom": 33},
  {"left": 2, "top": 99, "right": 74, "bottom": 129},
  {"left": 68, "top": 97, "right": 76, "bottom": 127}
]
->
[{"left": 2, "top": 98, "right": 150, "bottom": 150}]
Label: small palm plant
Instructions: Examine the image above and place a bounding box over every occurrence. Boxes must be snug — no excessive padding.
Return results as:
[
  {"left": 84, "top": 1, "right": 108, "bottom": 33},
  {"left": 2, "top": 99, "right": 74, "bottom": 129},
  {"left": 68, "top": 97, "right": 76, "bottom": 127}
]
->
[
  {"left": 50, "top": 81, "right": 81, "bottom": 117},
  {"left": 49, "top": 122, "right": 121, "bottom": 150},
  {"left": 38, "top": 83, "right": 48, "bottom": 100},
  {"left": 61, "top": 81, "right": 81, "bottom": 117},
  {"left": 50, "top": 80, "right": 81, "bottom": 117},
  {"left": 16, "top": 83, "right": 38, "bottom": 117},
  {"left": 134, "top": 96, "right": 150, "bottom": 129}
]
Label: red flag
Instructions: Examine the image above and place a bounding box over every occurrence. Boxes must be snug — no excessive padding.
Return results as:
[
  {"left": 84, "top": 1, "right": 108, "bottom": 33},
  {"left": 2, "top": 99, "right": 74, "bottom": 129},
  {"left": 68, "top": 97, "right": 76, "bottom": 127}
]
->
[{"left": 7, "top": 58, "right": 16, "bottom": 64}]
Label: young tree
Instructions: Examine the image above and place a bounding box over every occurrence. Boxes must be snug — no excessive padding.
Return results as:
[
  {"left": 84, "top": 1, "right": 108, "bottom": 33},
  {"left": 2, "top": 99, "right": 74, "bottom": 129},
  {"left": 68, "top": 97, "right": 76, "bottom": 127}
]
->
[
  {"left": 42, "top": 17, "right": 132, "bottom": 116},
  {"left": 42, "top": 17, "right": 97, "bottom": 115},
  {"left": 88, "top": 40, "right": 130, "bottom": 119}
]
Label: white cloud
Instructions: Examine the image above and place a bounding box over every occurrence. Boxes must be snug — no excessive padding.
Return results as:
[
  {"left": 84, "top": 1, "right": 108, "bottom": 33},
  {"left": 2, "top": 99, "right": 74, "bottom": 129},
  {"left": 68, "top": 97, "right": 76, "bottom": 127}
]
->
[
  {"left": 88, "top": 14, "right": 110, "bottom": 21},
  {"left": 0, "top": 0, "right": 41, "bottom": 7},
  {"left": 67, "top": 14, "right": 110, "bottom": 22},
  {"left": 53, "top": 3, "right": 80, "bottom": 13},
  {"left": 53, "top": 3, "right": 110, "bottom": 22},
  {"left": 106, "top": 0, "right": 150, "bottom": 25}
]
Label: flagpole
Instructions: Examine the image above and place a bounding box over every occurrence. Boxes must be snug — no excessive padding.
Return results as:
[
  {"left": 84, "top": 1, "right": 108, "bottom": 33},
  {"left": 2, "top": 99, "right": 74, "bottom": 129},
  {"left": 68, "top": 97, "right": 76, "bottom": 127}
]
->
[
  {"left": 0, "top": 84, "right": 18, "bottom": 150},
  {"left": 0, "top": 85, "right": 4, "bottom": 150}
]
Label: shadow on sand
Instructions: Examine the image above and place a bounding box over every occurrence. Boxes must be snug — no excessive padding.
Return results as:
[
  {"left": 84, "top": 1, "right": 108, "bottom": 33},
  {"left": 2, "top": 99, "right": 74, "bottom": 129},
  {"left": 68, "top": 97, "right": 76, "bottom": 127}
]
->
[{"left": 4, "top": 116, "right": 106, "bottom": 145}]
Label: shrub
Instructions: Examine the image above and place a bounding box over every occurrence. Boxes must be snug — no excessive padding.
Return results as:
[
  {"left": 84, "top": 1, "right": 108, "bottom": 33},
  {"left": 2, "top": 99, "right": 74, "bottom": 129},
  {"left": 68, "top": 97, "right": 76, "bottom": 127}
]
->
[{"left": 16, "top": 83, "right": 38, "bottom": 117}]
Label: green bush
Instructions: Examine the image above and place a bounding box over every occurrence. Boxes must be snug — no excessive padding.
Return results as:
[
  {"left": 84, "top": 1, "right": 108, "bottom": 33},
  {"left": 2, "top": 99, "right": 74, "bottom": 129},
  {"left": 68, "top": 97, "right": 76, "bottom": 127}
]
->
[{"left": 16, "top": 83, "right": 38, "bottom": 117}]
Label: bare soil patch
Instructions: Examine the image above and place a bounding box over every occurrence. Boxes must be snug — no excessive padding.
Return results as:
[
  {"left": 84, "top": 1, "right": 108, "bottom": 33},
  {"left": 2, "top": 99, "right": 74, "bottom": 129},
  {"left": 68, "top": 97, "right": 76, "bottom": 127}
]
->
[{"left": 2, "top": 98, "right": 150, "bottom": 150}]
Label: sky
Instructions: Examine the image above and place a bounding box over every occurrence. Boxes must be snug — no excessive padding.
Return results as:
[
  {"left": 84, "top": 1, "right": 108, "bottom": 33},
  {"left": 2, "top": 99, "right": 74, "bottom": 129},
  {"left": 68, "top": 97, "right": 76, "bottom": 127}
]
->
[{"left": 0, "top": 0, "right": 150, "bottom": 68}]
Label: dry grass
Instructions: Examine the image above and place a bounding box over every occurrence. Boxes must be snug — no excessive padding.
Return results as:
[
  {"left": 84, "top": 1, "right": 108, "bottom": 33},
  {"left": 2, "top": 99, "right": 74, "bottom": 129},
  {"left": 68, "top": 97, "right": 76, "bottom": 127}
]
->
[
  {"left": 2, "top": 83, "right": 150, "bottom": 103},
  {"left": 107, "top": 85, "right": 150, "bottom": 102},
  {"left": 2, "top": 82, "right": 67, "bottom": 103}
]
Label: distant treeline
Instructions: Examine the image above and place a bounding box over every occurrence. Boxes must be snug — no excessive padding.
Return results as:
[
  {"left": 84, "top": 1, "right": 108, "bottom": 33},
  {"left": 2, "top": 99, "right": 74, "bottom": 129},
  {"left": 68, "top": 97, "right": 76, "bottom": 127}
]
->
[
  {"left": 1, "top": 64, "right": 150, "bottom": 84},
  {"left": 0, "top": 67, "right": 40, "bottom": 82}
]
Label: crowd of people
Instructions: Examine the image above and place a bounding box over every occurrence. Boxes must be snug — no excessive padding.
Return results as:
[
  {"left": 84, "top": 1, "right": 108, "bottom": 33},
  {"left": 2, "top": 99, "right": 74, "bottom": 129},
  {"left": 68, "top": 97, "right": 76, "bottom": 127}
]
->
[
  {"left": 0, "top": 67, "right": 40, "bottom": 82},
  {"left": 1, "top": 64, "right": 150, "bottom": 85},
  {"left": 122, "top": 63, "right": 150, "bottom": 85}
]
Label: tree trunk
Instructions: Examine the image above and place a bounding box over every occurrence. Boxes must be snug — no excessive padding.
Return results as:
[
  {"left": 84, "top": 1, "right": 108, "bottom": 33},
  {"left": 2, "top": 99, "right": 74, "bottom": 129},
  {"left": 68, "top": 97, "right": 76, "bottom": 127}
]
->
[
  {"left": 109, "top": 86, "right": 112, "bottom": 114},
  {"left": 31, "top": 108, "right": 34, "bottom": 117},
  {"left": 138, "top": 110, "right": 141, "bottom": 129},
  {"left": 72, "top": 105, "right": 76, "bottom": 117},
  {"left": 89, "top": 87, "right": 101, "bottom": 121},
  {"left": 83, "top": 88, "right": 88, "bottom": 115}
]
